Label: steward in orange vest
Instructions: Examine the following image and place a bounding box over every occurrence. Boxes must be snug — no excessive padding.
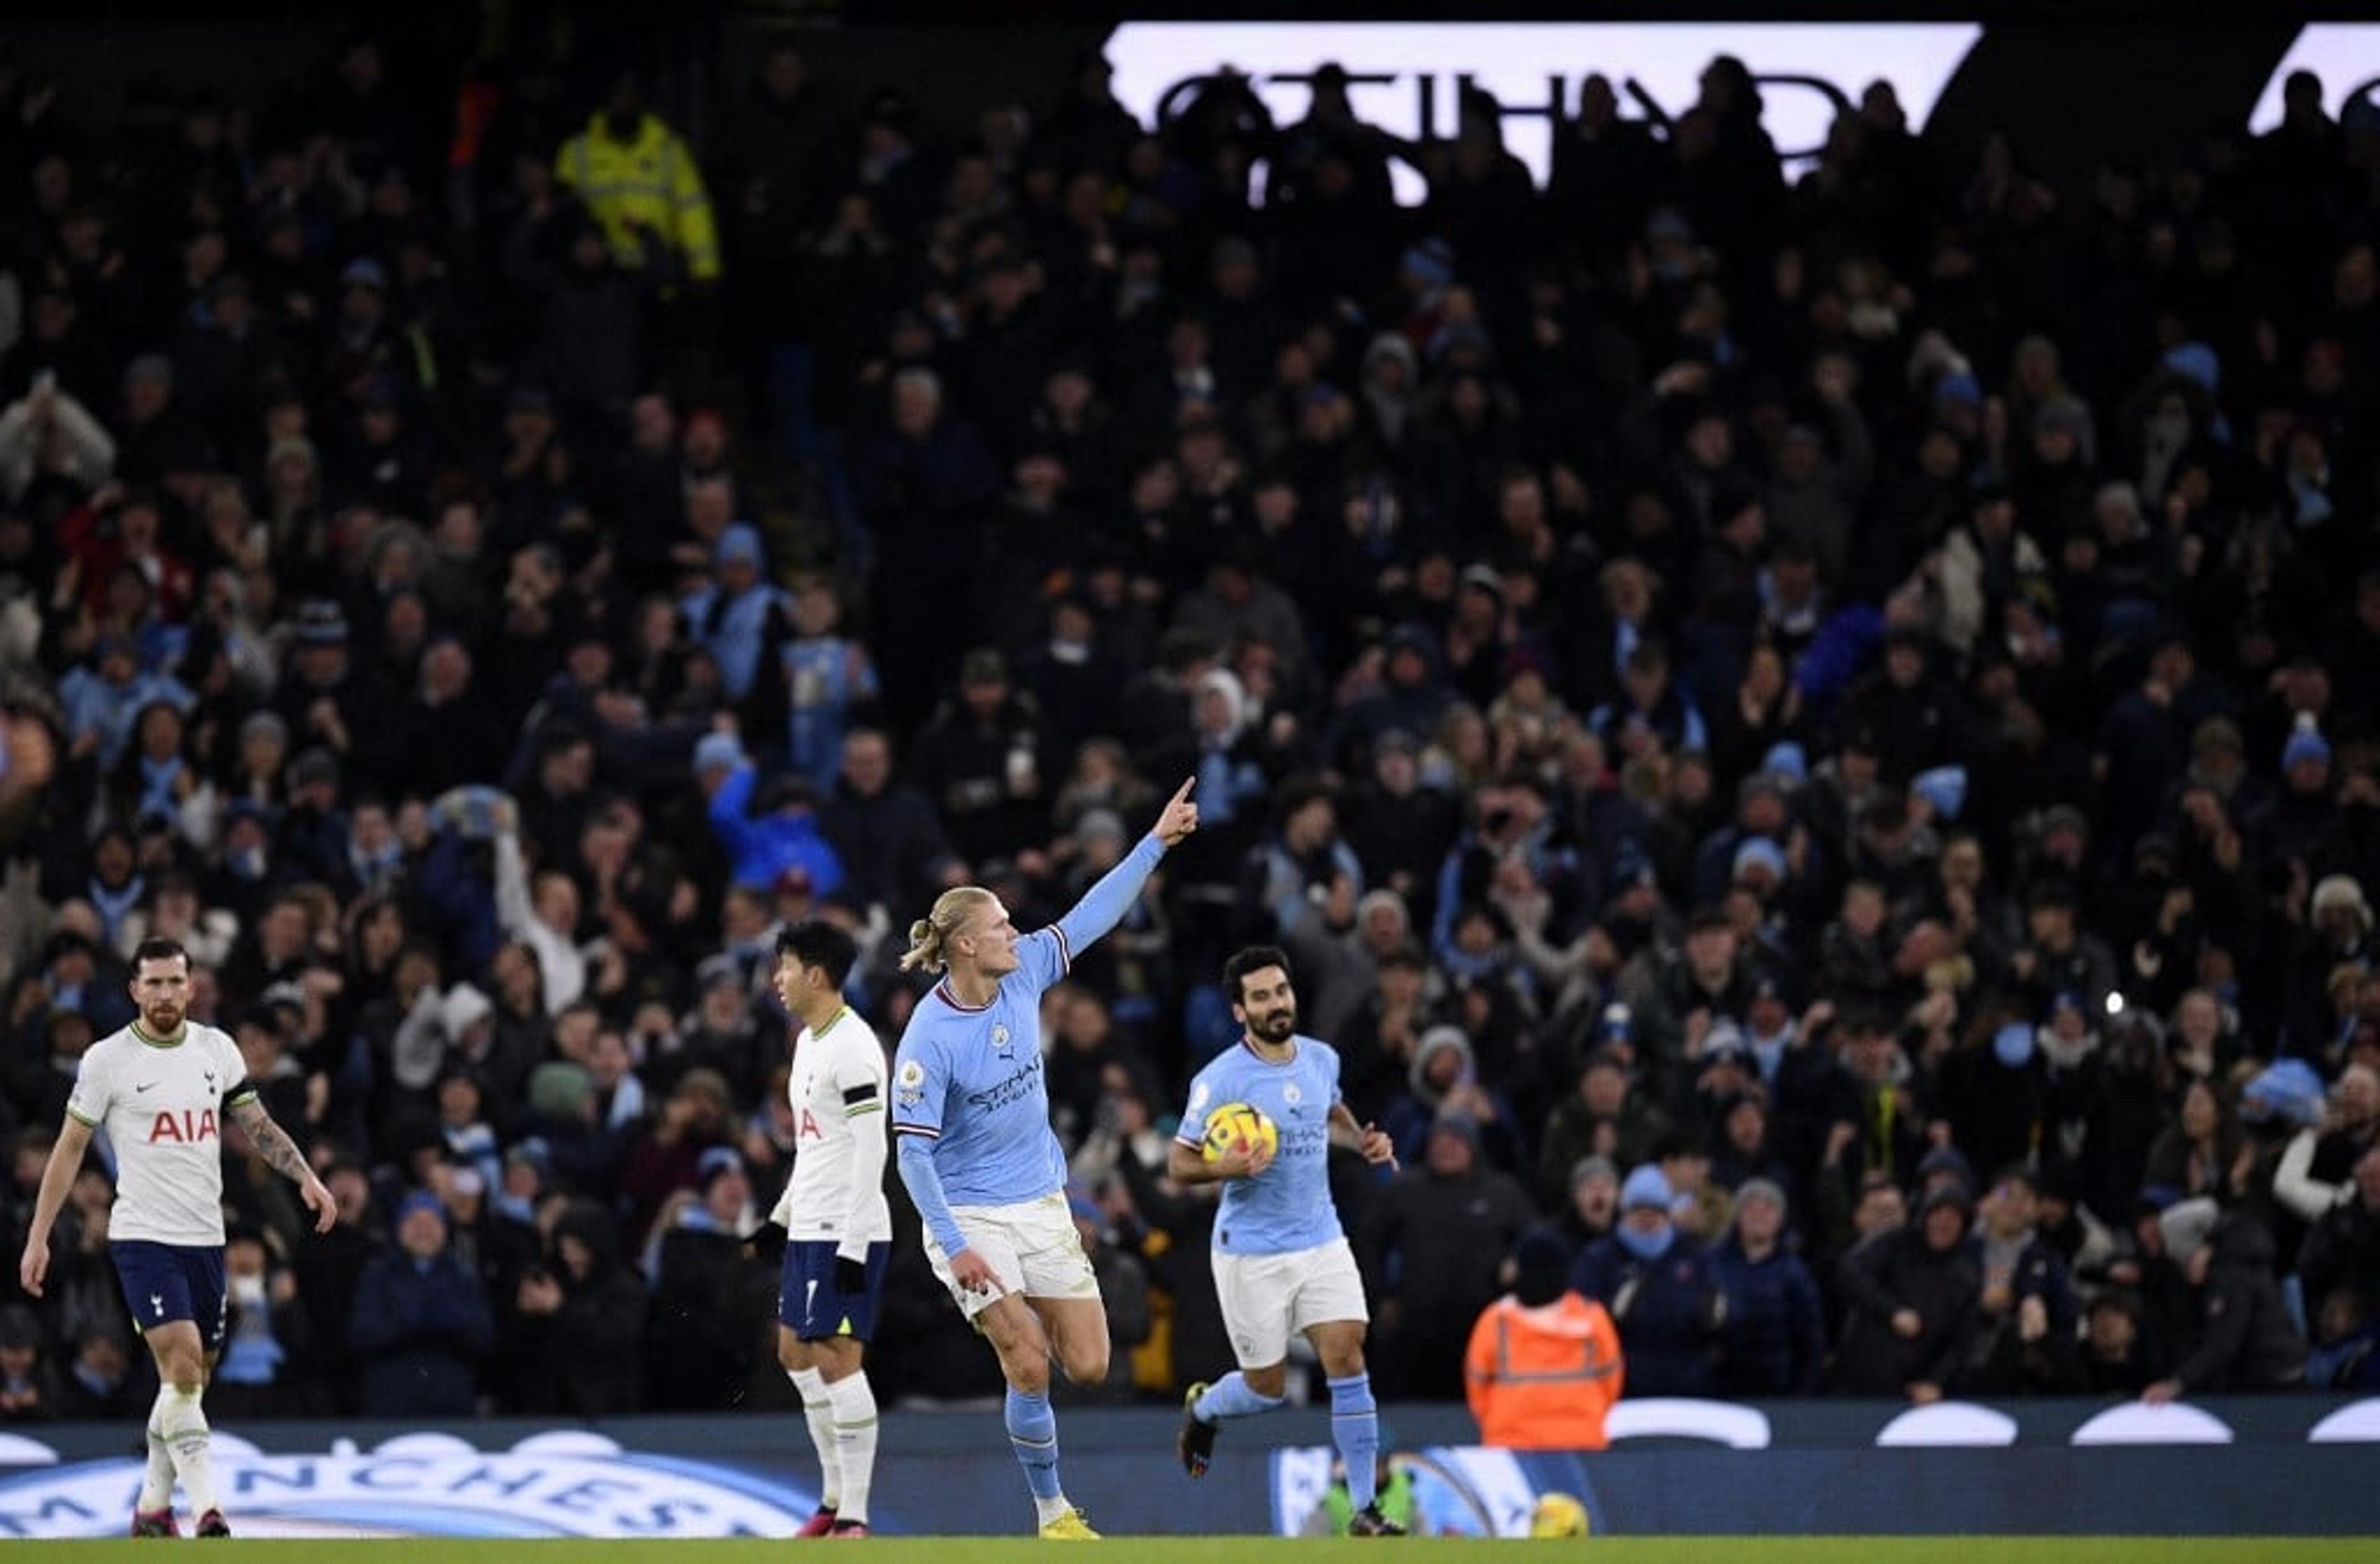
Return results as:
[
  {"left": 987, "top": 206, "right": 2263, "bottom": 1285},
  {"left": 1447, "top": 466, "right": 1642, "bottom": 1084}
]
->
[{"left": 1465, "top": 1231, "right": 1624, "bottom": 1449}]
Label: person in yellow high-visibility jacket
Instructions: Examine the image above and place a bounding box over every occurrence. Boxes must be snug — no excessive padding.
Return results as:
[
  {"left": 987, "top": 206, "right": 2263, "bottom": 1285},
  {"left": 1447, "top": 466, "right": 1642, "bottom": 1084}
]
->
[{"left": 556, "top": 76, "right": 721, "bottom": 284}]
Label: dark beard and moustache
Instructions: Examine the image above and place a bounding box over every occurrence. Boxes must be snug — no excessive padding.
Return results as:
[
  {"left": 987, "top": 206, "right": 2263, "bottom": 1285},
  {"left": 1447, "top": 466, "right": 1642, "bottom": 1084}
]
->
[{"left": 1255, "top": 1009, "right": 1297, "bottom": 1041}]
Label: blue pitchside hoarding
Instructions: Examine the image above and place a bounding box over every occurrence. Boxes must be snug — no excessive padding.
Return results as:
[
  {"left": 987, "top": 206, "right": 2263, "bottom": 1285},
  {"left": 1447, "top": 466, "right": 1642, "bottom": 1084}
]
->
[{"left": 0, "top": 1398, "right": 2376, "bottom": 1538}]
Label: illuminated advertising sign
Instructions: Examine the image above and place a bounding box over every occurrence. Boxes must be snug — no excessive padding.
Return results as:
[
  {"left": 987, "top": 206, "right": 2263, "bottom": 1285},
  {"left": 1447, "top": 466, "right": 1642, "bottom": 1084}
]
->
[
  {"left": 0, "top": 1432, "right": 814, "bottom": 1540},
  {"left": 1106, "top": 22, "right": 1983, "bottom": 203},
  {"left": 2251, "top": 24, "right": 2380, "bottom": 131}
]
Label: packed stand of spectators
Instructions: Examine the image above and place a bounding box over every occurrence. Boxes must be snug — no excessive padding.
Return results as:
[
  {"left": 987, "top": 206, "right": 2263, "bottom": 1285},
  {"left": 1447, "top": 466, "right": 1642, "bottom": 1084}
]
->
[{"left": 1, "top": 25, "right": 2379, "bottom": 1420}]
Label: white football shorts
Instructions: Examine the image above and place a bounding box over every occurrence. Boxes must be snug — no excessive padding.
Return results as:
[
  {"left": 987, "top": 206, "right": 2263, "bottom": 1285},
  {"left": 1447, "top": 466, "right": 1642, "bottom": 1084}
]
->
[
  {"left": 923, "top": 1192, "right": 1100, "bottom": 1320},
  {"left": 1214, "top": 1235, "right": 1369, "bottom": 1367}
]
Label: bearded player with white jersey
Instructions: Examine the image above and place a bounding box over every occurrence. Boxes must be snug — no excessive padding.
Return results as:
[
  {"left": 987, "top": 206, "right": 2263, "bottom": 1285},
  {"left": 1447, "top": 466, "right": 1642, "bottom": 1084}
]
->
[
  {"left": 18, "top": 937, "right": 335, "bottom": 1537},
  {"left": 769, "top": 919, "right": 892, "bottom": 1540}
]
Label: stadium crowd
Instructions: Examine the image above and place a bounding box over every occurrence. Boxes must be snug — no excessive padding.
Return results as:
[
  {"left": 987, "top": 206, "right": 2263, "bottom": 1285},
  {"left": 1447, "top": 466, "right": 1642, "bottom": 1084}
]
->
[{"left": 1, "top": 22, "right": 2378, "bottom": 1428}]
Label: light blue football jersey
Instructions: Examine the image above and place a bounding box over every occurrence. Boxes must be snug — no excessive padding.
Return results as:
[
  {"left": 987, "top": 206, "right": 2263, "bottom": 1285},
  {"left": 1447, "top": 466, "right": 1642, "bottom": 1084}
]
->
[
  {"left": 1176, "top": 1035, "right": 1344, "bottom": 1255},
  {"left": 891, "top": 926, "right": 1073, "bottom": 1206}
]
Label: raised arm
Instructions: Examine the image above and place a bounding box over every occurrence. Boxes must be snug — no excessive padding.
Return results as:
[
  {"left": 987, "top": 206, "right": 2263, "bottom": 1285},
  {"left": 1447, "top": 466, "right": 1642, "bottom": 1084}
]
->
[
  {"left": 15, "top": 1115, "right": 94, "bottom": 1297},
  {"left": 1052, "top": 776, "right": 1199, "bottom": 957},
  {"left": 228, "top": 1095, "right": 335, "bottom": 1234},
  {"left": 706, "top": 761, "right": 764, "bottom": 861},
  {"left": 492, "top": 824, "right": 536, "bottom": 939}
]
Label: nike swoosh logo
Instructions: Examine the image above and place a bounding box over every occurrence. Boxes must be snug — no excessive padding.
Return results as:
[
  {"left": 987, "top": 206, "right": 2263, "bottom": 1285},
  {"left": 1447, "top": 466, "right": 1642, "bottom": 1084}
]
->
[{"left": 136, "top": 1082, "right": 159, "bottom": 1093}]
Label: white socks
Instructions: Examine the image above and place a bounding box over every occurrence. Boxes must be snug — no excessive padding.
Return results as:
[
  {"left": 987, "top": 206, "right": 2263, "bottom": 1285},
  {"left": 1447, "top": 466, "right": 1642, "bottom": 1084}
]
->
[
  {"left": 789, "top": 1367, "right": 841, "bottom": 1510},
  {"left": 827, "top": 1372, "right": 879, "bottom": 1526},
  {"left": 138, "top": 1418, "right": 174, "bottom": 1513},
  {"left": 155, "top": 1385, "right": 217, "bottom": 1515},
  {"left": 1034, "top": 1493, "right": 1074, "bottom": 1526}
]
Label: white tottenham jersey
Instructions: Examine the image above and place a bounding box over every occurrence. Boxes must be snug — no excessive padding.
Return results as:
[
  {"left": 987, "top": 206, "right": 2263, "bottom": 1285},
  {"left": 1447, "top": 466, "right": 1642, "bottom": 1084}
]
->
[
  {"left": 67, "top": 1021, "right": 254, "bottom": 1247},
  {"left": 771, "top": 1006, "right": 892, "bottom": 1249}
]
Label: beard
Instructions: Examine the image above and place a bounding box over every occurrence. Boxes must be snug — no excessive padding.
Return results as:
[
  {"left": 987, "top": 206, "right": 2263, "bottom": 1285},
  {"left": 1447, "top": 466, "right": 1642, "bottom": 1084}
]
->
[{"left": 1253, "top": 1007, "right": 1297, "bottom": 1042}]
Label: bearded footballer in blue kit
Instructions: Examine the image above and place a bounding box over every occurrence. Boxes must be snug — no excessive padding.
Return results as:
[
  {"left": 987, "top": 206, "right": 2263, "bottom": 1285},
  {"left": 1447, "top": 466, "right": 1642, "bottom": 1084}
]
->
[
  {"left": 891, "top": 777, "right": 1199, "bottom": 1539},
  {"left": 1170, "top": 945, "right": 1403, "bottom": 1536}
]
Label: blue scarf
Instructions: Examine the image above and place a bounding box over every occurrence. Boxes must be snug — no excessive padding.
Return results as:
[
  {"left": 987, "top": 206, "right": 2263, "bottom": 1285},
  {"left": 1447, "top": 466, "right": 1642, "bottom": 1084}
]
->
[
  {"left": 1615, "top": 1221, "right": 1676, "bottom": 1263},
  {"left": 89, "top": 873, "right": 148, "bottom": 945},
  {"left": 684, "top": 583, "right": 778, "bottom": 701},
  {"left": 137, "top": 756, "right": 184, "bottom": 821},
  {"left": 1748, "top": 1028, "right": 1790, "bottom": 1087}
]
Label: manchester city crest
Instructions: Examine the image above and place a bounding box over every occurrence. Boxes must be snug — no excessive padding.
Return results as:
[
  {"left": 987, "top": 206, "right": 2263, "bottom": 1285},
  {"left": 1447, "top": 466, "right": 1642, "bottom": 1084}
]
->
[
  {"left": 1282, "top": 1082, "right": 1303, "bottom": 1107},
  {"left": 992, "top": 1023, "right": 1012, "bottom": 1052}
]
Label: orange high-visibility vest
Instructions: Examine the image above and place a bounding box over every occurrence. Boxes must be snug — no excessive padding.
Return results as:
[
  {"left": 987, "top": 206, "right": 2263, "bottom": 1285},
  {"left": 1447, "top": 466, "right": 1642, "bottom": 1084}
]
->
[{"left": 1463, "top": 1290, "right": 1624, "bottom": 1450}]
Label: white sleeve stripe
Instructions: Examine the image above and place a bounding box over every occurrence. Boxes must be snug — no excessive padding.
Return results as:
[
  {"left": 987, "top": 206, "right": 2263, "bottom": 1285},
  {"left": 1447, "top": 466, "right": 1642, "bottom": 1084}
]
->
[
  {"left": 892, "top": 1123, "right": 939, "bottom": 1139},
  {"left": 1052, "top": 926, "right": 1072, "bottom": 973}
]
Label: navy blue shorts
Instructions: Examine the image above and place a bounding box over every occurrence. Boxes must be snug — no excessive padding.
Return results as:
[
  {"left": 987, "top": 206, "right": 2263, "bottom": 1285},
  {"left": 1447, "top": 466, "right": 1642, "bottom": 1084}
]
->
[
  {"left": 110, "top": 1241, "right": 227, "bottom": 1353},
  {"left": 779, "top": 1240, "right": 891, "bottom": 1341}
]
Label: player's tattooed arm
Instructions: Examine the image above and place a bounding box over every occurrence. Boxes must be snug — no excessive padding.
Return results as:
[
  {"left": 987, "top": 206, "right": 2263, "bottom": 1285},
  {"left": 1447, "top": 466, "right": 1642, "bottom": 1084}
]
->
[
  {"left": 230, "top": 1095, "right": 312, "bottom": 1183},
  {"left": 231, "top": 1095, "right": 339, "bottom": 1233}
]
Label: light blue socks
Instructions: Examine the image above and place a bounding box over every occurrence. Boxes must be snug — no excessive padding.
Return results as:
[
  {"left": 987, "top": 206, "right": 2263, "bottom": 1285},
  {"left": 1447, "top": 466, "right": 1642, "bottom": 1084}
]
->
[
  {"left": 1194, "top": 1371, "right": 1286, "bottom": 1423},
  {"left": 1004, "top": 1387, "right": 1063, "bottom": 1501},
  {"left": 1328, "top": 1372, "right": 1380, "bottom": 1510}
]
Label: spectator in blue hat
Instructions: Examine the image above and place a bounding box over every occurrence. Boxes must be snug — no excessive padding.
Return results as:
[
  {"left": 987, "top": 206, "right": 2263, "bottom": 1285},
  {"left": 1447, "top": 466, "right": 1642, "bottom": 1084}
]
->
[
  {"left": 348, "top": 1188, "right": 495, "bottom": 1417},
  {"left": 1572, "top": 1165, "right": 1726, "bottom": 1397},
  {"left": 2267, "top": 710, "right": 2338, "bottom": 866},
  {"left": 680, "top": 523, "right": 784, "bottom": 707},
  {"left": 699, "top": 737, "right": 845, "bottom": 901}
]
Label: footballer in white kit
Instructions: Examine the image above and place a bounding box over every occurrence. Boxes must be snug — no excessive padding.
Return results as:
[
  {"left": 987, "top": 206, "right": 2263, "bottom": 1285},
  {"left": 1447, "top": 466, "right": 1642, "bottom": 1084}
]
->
[
  {"left": 18, "top": 937, "right": 335, "bottom": 1539},
  {"left": 768, "top": 920, "right": 892, "bottom": 1539}
]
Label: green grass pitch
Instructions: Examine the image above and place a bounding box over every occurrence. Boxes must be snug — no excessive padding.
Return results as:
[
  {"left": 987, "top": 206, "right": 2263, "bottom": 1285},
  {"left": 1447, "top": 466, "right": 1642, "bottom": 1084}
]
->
[{"left": 23, "top": 1539, "right": 2380, "bottom": 1562}]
